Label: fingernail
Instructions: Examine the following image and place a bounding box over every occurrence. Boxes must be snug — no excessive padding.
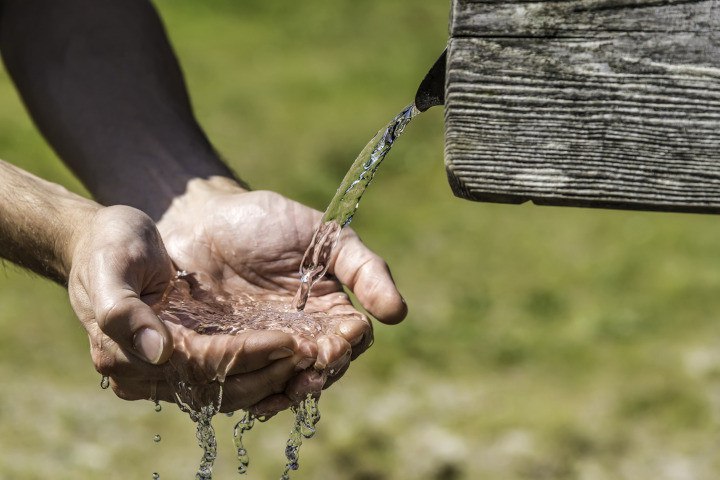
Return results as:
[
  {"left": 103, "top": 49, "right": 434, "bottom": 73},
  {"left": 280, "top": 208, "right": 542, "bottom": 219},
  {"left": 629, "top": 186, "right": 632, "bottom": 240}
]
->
[
  {"left": 338, "top": 321, "right": 365, "bottom": 342},
  {"left": 268, "top": 347, "right": 294, "bottom": 361},
  {"left": 328, "top": 348, "right": 352, "bottom": 371},
  {"left": 295, "top": 357, "right": 315, "bottom": 371},
  {"left": 133, "top": 328, "right": 164, "bottom": 364}
]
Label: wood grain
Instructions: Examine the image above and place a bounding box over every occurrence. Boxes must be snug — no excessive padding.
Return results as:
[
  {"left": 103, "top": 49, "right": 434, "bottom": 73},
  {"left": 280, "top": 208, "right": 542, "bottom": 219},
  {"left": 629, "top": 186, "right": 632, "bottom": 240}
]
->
[{"left": 445, "top": 0, "right": 720, "bottom": 212}]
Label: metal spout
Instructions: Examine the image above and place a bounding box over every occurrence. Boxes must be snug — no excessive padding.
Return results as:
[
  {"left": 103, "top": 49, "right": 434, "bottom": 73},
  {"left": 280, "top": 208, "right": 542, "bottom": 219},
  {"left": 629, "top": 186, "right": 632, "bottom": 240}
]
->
[{"left": 414, "top": 49, "right": 446, "bottom": 112}]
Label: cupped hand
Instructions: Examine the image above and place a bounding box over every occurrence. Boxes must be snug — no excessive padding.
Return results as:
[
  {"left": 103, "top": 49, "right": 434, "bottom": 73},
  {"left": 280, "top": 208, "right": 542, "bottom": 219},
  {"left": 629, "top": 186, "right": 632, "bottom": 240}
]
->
[
  {"left": 66, "top": 205, "right": 313, "bottom": 410},
  {"left": 157, "top": 178, "right": 407, "bottom": 413}
]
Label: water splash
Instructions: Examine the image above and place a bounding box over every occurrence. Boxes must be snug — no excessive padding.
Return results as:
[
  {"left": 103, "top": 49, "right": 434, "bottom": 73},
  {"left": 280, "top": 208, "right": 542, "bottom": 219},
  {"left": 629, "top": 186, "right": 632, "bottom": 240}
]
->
[{"left": 293, "top": 103, "right": 419, "bottom": 310}]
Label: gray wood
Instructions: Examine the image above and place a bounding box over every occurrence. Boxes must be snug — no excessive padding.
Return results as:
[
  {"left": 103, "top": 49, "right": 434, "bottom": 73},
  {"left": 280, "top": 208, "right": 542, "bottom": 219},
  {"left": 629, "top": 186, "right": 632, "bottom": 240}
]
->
[{"left": 445, "top": 0, "right": 720, "bottom": 213}]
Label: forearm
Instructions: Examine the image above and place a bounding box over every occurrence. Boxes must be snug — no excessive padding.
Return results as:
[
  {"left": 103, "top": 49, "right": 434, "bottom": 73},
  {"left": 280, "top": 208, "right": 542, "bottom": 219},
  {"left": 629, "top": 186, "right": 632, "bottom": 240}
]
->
[
  {"left": 0, "top": 159, "right": 99, "bottom": 284},
  {"left": 0, "top": 0, "right": 239, "bottom": 220}
]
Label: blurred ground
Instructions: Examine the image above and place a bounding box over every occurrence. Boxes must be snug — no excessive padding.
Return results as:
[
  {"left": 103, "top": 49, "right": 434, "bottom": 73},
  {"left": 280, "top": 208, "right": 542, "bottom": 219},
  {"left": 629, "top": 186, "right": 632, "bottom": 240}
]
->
[{"left": 2, "top": 1, "right": 720, "bottom": 479}]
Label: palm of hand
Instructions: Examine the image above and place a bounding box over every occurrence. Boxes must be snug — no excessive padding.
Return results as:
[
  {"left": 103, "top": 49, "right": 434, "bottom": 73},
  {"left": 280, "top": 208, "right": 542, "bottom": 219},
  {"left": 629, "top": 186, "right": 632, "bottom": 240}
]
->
[
  {"left": 158, "top": 190, "right": 374, "bottom": 397},
  {"left": 160, "top": 190, "right": 359, "bottom": 314}
]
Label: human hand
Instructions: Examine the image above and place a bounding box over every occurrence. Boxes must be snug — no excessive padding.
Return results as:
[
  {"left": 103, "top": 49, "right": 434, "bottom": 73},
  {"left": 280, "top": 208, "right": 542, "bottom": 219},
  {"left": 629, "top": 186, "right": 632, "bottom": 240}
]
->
[
  {"left": 66, "top": 205, "right": 316, "bottom": 411},
  {"left": 157, "top": 177, "right": 407, "bottom": 413}
]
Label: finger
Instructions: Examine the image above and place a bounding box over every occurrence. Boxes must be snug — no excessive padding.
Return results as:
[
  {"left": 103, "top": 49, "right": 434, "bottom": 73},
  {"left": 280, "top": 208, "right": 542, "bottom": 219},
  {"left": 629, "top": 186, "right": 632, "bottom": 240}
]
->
[
  {"left": 95, "top": 291, "right": 173, "bottom": 365},
  {"left": 323, "top": 361, "right": 351, "bottom": 389},
  {"left": 168, "top": 325, "right": 312, "bottom": 381},
  {"left": 330, "top": 230, "right": 407, "bottom": 324},
  {"left": 286, "top": 369, "right": 326, "bottom": 404},
  {"left": 334, "top": 316, "right": 373, "bottom": 349},
  {"left": 339, "top": 318, "right": 374, "bottom": 360},
  {"left": 164, "top": 325, "right": 318, "bottom": 390},
  {"left": 315, "top": 334, "right": 352, "bottom": 372},
  {"left": 223, "top": 332, "right": 317, "bottom": 377},
  {"left": 88, "top": 334, "right": 167, "bottom": 380},
  {"left": 118, "top": 353, "right": 304, "bottom": 410},
  {"left": 220, "top": 357, "right": 300, "bottom": 412},
  {"left": 80, "top": 209, "right": 175, "bottom": 365},
  {"left": 108, "top": 377, "right": 171, "bottom": 402},
  {"left": 248, "top": 394, "right": 292, "bottom": 417},
  {"left": 112, "top": 378, "right": 228, "bottom": 406}
]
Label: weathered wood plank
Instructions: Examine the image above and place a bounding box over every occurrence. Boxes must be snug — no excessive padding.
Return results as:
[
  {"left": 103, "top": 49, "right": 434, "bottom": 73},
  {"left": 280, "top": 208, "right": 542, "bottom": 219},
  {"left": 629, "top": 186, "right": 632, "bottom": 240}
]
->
[
  {"left": 445, "top": 0, "right": 720, "bottom": 212},
  {"left": 451, "top": 0, "right": 720, "bottom": 37}
]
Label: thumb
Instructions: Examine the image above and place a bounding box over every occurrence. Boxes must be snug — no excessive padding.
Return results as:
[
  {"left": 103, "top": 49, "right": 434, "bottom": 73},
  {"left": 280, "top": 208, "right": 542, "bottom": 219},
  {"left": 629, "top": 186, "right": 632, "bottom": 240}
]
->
[
  {"left": 330, "top": 230, "right": 407, "bottom": 324},
  {"left": 96, "top": 293, "right": 174, "bottom": 365}
]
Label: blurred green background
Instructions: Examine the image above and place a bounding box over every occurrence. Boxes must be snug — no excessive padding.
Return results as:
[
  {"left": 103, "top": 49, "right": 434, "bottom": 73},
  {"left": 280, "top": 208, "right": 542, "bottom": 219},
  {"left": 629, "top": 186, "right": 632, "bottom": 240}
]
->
[{"left": 2, "top": 1, "right": 720, "bottom": 479}]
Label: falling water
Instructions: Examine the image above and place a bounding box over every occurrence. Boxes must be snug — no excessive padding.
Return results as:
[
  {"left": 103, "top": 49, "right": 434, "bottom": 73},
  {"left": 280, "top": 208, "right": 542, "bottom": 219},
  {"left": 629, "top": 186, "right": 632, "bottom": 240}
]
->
[
  {"left": 232, "top": 411, "right": 255, "bottom": 475},
  {"left": 293, "top": 103, "right": 420, "bottom": 310},
  {"left": 168, "top": 376, "right": 223, "bottom": 480},
  {"left": 280, "top": 395, "right": 321, "bottom": 479}
]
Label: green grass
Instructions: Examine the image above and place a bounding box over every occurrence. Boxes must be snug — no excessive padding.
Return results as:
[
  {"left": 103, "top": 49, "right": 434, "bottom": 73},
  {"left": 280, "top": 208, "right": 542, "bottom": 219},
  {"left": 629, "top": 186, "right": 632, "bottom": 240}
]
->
[{"left": 2, "top": 1, "right": 720, "bottom": 479}]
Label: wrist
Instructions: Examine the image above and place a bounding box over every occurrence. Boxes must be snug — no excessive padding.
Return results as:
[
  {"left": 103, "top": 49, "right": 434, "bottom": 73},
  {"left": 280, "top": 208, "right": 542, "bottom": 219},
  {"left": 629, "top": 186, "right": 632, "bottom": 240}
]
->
[
  {"left": 184, "top": 175, "right": 249, "bottom": 197},
  {"left": 156, "top": 175, "right": 248, "bottom": 232},
  {"left": 0, "top": 159, "right": 102, "bottom": 283},
  {"left": 58, "top": 194, "right": 103, "bottom": 279}
]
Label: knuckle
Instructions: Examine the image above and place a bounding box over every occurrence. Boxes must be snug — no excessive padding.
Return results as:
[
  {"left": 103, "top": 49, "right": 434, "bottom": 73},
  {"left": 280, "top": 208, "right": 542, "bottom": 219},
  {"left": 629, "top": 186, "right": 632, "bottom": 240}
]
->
[
  {"left": 91, "top": 347, "right": 120, "bottom": 376},
  {"left": 97, "top": 297, "right": 132, "bottom": 334}
]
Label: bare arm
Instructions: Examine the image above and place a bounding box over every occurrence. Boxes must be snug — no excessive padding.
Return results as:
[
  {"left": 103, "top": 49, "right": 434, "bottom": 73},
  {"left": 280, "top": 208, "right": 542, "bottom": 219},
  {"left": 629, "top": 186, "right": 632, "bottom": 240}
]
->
[
  {"left": 0, "top": 0, "right": 406, "bottom": 320},
  {"left": 0, "top": 159, "right": 98, "bottom": 283},
  {"left": 0, "top": 0, "right": 238, "bottom": 220}
]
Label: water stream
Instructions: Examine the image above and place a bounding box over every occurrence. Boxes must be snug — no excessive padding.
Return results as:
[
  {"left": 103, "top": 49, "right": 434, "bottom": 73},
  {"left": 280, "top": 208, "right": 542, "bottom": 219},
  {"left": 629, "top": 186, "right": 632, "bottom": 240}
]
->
[{"left": 293, "top": 103, "right": 420, "bottom": 310}]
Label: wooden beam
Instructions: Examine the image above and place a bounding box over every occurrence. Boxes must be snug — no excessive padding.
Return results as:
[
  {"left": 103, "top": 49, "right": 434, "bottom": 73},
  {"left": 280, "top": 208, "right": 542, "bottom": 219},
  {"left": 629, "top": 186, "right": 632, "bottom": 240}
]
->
[{"left": 445, "top": 0, "right": 720, "bottom": 213}]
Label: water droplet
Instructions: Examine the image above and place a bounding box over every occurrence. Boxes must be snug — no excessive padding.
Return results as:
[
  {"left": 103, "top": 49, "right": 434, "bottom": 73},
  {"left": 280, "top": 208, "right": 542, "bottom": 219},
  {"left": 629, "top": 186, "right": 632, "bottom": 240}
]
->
[
  {"left": 153, "top": 434, "right": 161, "bottom": 443},
  {"left": 152, "top": 473, "right": 159, "bottom": 480},
  {"left": 154, "top": 402, "right": 162, "bottom": 412},
  {"left": 100, "top": 376, "right": 110, "bottom": 390},
  {"left": 299, "top": 424, "right": 316, "bottom": 439}
]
